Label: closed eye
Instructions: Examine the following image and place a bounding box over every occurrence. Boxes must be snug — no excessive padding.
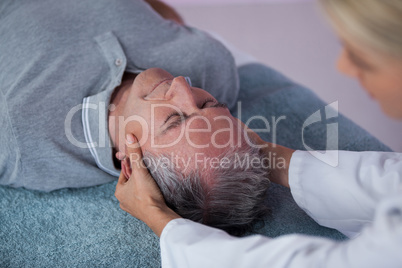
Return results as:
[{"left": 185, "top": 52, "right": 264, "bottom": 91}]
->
[
  {"left": 161, "top": 99, "right": 228, "bottom": 134},
  {"left": 201, "top": 98, "right": 216, "bottom": 108},
  {"left": 211, "top": 102, "right": 228, "bottom": 109},
  {"left": 164, "top": 112, "right": 183, "bottom": 125},
  {"left": 202, "top": 98, "right": 228, "bottom": 109},
  {"left": 165, "top": 117, "right": 183, "bottom": 131},
  {"left": 163, "top": 112, "right": 186, "bottom": 132}
]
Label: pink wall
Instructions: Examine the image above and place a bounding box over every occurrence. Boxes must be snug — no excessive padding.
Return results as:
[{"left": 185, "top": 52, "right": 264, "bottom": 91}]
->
[{"left": 165, "top": 0, "right": 311, "bottom": 6}]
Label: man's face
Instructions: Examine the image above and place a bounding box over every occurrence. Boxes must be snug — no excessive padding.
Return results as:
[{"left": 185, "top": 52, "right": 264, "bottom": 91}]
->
[{"left": 118, "top": 68, "right": 244, "bottom": 172}]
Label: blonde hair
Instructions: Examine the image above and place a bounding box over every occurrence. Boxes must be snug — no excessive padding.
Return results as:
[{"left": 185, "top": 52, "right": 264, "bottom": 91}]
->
[{"left": 319, "top": 0, "right": 402, "bottom": 58}]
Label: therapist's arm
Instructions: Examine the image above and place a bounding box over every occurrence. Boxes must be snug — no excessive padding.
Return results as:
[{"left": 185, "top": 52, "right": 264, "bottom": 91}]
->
[
  {"left": 288, "top": 150, "right": 402, "bottom": 237},
  {"left": 115, "top": 134, "right": 402, "bottom": 267},
  {"left": 255, "top": 131, "right": 402, "bottom": 236},
  {"left": 114, "top": 134, "right": 181, "bottom": 237},
  {"left": 160, "top": 143, "right": 402, "bottom": 267},
  {"left": 160, "top": 196, "right": 402, "bottom": 268}
]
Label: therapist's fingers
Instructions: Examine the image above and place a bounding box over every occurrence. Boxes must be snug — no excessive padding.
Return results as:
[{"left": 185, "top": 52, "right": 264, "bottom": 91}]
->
[
  {"left": 117, "top": 170, "right": 128, "bottom": 186},
  {"left": 115, "top": 133, "right": 168, "bottom": 219},
  {"left": 236, "top": 118, "right": 266, "bottom": 147},
  {"left": 125, "top": 133, "right": 166, "bottom": 204},
  {"left": 125, "top": 134, "right": 151, "bottom": 179},
  {"left": 121, "top": 158, "right": 130, "bottom": 180},
  {"left": 115, "top": 151, "right": 126, "bottom": 161},
  {"left": 115, "top": 159, "right": 134, "bottom": 208}
]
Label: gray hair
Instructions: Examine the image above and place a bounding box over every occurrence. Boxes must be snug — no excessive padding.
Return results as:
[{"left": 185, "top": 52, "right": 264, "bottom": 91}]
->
[{"left": 143, "top": 145, "right": 271, "bottom": 236}]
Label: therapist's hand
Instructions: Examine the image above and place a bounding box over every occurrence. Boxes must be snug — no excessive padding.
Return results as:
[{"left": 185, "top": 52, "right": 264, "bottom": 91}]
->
[
  {"left": 115, "top": 133, "right": 181, "bottom": 237},
  {"left": 239, "top": 119, "right": 295, "bottom": 188},
  {"left": 261, "top": 143, "right": 295, "bottom": 188}
]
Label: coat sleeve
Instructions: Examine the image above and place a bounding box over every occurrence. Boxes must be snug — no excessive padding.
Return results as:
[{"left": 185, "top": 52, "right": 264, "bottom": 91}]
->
[
  {"left": 289, "top": 150, "right": 402, "bottom": 237},
  {"left": 160, "top": 151, "right": 402, "bottom": 268}
]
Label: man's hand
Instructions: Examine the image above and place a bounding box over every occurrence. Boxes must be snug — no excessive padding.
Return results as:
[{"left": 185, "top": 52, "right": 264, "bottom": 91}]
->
[
  {"left": 115, "top": 133, "right": 181, "bottom": 237},
  {"left": 145, "top": 0, "right": 184, "bottom": 25}
]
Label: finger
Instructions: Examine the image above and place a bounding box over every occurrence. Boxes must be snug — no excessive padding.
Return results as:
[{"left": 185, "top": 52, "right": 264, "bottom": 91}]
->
[
  {"left": 121, "top": 158, "right": 131, "bottom": 179},
  {"left": 236, "top": 118, "right": 265, "bottom": 147},
  {"left": 125, "top": 133, "right": 143, "bottom": 156},
  {"left": 125, "top": 134, "right": 143, "bottom": 162},
  {"left": 117, "top": 169, "right": 128, "bottom": 186},
  {"left": 125, "top": 133, "right": 149, "bottom": 177},
  {"left": 116, "top": 151, "right": 126, "bottom": 161}
]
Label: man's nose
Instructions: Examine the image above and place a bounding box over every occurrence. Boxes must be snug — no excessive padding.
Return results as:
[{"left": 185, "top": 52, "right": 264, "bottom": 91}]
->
[{"left": 166, "top": 76, "right": 197, "bottom": 108}]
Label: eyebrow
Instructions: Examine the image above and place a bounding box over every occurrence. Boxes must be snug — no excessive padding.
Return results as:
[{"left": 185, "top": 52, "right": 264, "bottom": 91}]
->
[{"left": 161, "top": 102, "right": 228, "bottom": 135}]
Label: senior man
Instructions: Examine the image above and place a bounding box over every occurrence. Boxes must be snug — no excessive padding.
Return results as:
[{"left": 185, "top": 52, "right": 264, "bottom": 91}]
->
[
  {"left": 109, "top": 67, "right": 272, "bottom": 235},
  {"left": 0, "top": 0, "right": 271, "bottom": 234},
  {"left": 0, "top": 0, "right": 240, "bottom": 191}
]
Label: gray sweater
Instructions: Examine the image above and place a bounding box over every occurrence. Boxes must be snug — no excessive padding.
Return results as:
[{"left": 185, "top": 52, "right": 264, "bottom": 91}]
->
[{"left": 0, "top": 0, "right": 238, "bottom": 191}]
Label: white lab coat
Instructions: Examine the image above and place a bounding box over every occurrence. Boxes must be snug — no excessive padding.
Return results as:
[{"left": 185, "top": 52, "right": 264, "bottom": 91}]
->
[{"left": 160, "top": 150, "right": 402, "bottom": 268}]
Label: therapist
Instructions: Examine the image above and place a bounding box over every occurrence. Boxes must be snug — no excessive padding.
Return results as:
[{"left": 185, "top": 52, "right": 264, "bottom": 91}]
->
[{"left": 115, "top": 0, "right": 402, "bottom": 267}]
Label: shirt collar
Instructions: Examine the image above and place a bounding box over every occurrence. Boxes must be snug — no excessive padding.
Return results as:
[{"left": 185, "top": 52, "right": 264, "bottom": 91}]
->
[{"left": 82, "top": 89, "right": 120, "bottom": 176}]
